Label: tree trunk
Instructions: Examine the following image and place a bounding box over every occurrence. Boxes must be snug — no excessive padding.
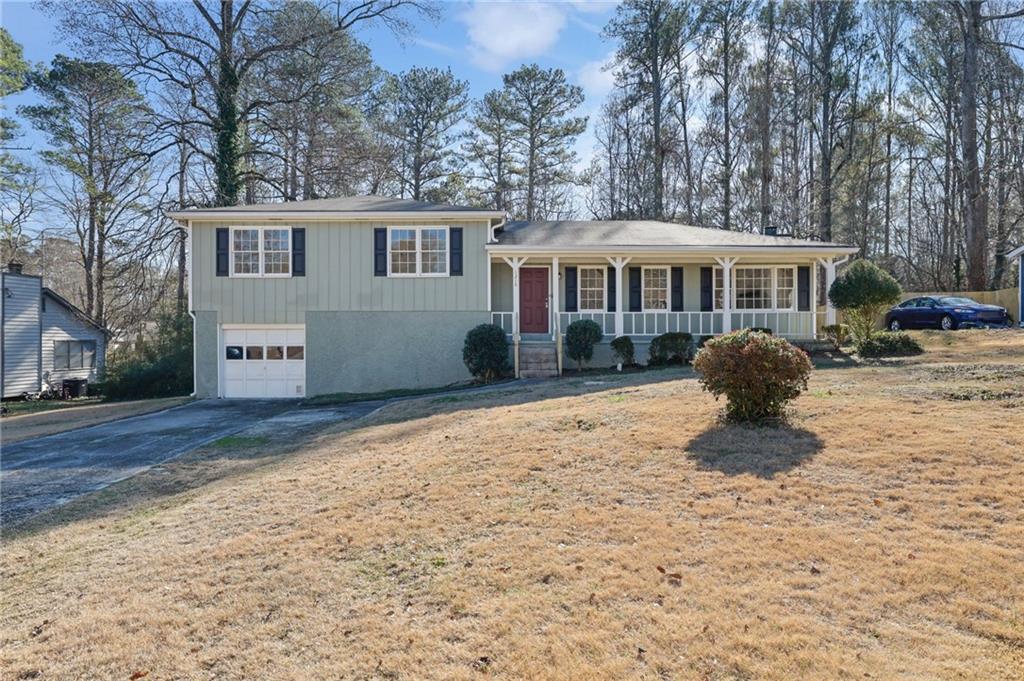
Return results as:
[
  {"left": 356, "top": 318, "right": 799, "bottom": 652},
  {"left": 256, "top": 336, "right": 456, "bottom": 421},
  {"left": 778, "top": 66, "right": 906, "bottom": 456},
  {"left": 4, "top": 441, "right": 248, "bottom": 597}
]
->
[
  {"left": 214, "top": 1, "right": 241, "bottom": 206},
  {"left": 960, "top": 0, "right": 988, "bottom": 290}
]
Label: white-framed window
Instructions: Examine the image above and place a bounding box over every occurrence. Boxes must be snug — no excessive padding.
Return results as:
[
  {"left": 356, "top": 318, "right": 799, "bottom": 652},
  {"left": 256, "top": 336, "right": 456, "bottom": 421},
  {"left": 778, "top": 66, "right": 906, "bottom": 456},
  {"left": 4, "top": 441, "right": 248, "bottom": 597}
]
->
[
  {"left": 713, "top": 265, "right": 798, "bottom": 311},
  {"left": 230, "top": 226, "right": 291, "bottom": 277},
  {"left": 642, "top": 267, "right": 669, "bottom": 311},
  {"left": 387, "top": 226, "right": 449, "bottom": 277},
  {"left": 579, "top": 266, "right": 605, "bottom": 311}
]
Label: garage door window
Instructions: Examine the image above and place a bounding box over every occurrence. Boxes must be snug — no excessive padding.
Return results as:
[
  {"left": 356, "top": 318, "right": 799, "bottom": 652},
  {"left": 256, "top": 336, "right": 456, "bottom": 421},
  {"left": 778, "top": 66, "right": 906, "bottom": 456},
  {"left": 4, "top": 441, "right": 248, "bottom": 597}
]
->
[
  {"left": 266, "top": 346, "right": 284, "bottom": 360},
  {"left": 246, "top": 346, "right": 264, "bottom": 360},
  {"left": 226, "top": 346, "right": 243, "bottom": 360},
  {"left": 287, "top": 346, "right": 304, "bottom": 360}
]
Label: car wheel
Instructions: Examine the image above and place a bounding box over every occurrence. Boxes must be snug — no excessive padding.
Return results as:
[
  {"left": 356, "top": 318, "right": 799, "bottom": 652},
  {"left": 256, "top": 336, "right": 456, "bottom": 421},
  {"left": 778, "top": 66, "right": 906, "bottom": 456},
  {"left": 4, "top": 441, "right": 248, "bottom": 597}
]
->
[
  {"left": 889, "top": 318, "right": 901, "bottom": 332},
  {"left": 940, "top": 314, "right": 956, "bottom": 331}
]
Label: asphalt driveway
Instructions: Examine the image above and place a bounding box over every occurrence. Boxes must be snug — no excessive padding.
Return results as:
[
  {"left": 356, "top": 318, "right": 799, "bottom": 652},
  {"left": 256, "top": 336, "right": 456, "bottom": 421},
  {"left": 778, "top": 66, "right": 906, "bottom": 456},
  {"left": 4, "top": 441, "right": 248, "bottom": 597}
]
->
[{"left": 1, "top": 399, "right": 380, "bottom": 525}]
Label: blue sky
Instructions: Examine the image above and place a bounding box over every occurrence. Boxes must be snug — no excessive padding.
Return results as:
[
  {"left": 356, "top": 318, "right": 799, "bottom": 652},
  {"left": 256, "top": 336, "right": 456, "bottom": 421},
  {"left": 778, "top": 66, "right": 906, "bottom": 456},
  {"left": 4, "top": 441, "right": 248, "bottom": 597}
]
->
[{"left": 3, "top": 1, "right": 621, "bottom": 176}]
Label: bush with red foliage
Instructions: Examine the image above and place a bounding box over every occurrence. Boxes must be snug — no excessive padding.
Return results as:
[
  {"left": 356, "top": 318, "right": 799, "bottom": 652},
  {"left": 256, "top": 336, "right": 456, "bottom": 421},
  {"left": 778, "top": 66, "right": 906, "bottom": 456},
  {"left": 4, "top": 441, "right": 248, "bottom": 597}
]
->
[{"left": 693, "top": 329, "right": 813, "bottom": 421}]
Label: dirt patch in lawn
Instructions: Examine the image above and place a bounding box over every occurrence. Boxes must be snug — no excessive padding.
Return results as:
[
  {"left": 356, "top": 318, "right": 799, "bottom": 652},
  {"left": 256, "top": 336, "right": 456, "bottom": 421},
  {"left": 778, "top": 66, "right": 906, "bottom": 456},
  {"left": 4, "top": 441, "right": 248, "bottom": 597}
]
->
[{"left": 1, "top": 331, "right": 1022, "bottom": 680}]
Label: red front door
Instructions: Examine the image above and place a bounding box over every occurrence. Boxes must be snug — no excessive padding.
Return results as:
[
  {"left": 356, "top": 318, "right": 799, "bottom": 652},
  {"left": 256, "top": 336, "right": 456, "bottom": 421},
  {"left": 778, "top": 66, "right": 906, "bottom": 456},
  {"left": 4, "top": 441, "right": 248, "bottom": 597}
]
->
[{"left": 520, "top": 267, "right": 549, "bottom": 334}]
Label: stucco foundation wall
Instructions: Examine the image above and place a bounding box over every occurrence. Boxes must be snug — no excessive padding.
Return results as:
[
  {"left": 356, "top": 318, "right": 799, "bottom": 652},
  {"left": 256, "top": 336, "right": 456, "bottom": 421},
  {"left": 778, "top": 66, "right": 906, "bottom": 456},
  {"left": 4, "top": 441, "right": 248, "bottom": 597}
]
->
[
  {"left": 567, "top": 340, "right": 654, "bottom": 369},
  {"left": 193, "top": 311, "right": 220, "bottom": 398},
  {"left": 306, "top": 311, "right": 489, "bottom": 395}
]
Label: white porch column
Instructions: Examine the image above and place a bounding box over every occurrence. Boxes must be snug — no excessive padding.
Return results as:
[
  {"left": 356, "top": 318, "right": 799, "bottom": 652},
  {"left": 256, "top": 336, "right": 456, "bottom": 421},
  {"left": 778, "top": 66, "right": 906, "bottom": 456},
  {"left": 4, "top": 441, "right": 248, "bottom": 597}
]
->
[
  {"left": 550, "top": 256, "right": 559, "bottom": 341},
  {"left": 502, "top": 256, "right": 528, "bottom": 338},
  {"left": 607, "top": 256, "right": 631, "bottom": 337},
  {"left": 817, "top": 256, "right": 848, "bottom": 326},
  {"left": 715, "top": 257, "right": 738, "bottom": 333}
]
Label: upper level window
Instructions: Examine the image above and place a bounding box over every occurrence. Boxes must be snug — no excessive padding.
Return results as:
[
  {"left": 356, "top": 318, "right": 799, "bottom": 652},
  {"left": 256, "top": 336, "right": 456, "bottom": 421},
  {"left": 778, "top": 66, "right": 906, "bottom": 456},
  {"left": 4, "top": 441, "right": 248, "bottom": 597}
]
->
[
  {"left": 642, "top": 267, "right": 668, "bottom": 311},
  {"left": 231, "top": 227, "right": 290, "bottom": 277},
  {"left": 54, "top": 340, "right": 96, "bottom": 370},
  {"left": 388, "top": 226, "right": 448, "bottom": 277},
  {"left": 579, "top": 267, "right": 605, "bottom": 311}
]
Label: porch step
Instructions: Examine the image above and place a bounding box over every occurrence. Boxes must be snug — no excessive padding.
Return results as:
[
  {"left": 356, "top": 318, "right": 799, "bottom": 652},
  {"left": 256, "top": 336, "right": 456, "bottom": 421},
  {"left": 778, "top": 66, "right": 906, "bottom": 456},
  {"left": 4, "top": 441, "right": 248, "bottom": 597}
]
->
[{"left": 519, "top": 343, "right": 559, "bottom": 378}]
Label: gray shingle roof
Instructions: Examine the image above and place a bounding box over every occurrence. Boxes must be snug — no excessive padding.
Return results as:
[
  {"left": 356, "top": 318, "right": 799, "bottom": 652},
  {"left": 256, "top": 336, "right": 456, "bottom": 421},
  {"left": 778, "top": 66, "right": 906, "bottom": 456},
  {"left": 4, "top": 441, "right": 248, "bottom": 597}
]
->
[
  {"left": 494, "top": 220, "right": 853, "bottom": 249},
  {"left": 177, "top": 195, "right": 497, "bottom": 214}
]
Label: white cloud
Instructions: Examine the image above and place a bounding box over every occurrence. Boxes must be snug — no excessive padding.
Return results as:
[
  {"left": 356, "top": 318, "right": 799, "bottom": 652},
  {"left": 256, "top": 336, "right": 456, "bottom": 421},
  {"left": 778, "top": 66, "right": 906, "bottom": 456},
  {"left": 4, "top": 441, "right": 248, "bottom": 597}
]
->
[
  {"left": 459, "top": 2, "right": 568, "bottom": 72},
  {"left": 577, "top": 52, "right": 617, "bottom": 104}
]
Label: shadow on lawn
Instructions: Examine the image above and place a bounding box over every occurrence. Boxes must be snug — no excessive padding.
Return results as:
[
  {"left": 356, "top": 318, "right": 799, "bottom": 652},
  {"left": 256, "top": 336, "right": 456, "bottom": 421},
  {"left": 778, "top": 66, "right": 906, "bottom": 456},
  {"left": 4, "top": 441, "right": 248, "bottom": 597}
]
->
[{"left": 685, "top": 422, "right": 823, "bottom": 478}]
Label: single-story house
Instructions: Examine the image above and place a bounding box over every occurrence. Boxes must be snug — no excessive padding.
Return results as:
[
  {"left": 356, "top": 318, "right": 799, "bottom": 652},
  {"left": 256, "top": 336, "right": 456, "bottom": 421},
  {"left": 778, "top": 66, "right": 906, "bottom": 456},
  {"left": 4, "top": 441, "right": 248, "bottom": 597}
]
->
[
  {"left": 1009, "top": 244, "right": 1024, "bottom": 326},
  {"left": 1, "top": 263, "right": 108, "bottom": 398},
  {"left": 168, "top": 196, "right": 858, "bottom": 399}
]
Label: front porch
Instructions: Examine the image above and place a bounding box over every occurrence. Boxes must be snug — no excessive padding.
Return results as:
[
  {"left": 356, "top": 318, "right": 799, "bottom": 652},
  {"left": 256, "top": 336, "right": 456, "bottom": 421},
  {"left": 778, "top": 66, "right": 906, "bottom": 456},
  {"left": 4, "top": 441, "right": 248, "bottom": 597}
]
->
[
  {"left": 487, "top": 252, "right": 850, "bottom": 376},
  {"left": 489, "top": 254, "right": 848, "bottom": 340}
]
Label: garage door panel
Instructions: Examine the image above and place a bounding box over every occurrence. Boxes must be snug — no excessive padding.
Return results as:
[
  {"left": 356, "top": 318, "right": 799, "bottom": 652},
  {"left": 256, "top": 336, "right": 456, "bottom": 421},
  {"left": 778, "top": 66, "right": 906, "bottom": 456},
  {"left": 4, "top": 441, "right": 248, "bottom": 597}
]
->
[{"left": 222, "top": 326, "right": 304, "bottom": 399}]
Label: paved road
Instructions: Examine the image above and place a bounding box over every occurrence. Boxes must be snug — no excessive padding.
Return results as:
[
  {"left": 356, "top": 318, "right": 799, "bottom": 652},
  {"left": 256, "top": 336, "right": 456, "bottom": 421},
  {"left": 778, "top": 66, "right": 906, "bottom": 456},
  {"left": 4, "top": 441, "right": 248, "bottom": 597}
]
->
[{"left": 0, "top": 399, "right": 380, "bottom": 525}]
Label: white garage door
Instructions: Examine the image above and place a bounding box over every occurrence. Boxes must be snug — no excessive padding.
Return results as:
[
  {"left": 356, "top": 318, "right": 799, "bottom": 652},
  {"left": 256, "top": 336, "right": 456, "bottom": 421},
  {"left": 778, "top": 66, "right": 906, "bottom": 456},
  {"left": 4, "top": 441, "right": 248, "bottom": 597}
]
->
[{"left": 222, "top": 326, "right": 305, "bottom": 398}]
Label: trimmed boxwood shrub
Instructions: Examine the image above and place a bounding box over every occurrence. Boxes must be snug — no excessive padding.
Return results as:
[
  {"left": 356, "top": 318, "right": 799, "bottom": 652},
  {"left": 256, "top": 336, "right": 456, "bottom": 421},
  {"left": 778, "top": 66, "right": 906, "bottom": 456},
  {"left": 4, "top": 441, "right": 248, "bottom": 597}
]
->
[
  {"left": 855, "top": 331, "right": 923, "bottom": 358},
  {"left": 648, "top": 332, "right": 694, "bottom": 366},
  {"left": 610, "top": 335, "right": 635, "bottom": 366},
  {"left": 694, "top": 328, "right": 813, "bottom": 421},
  {"left": 463, "top": 324, "right": 510, "bottom": 381},
  {"left": 565, "top": 319, "right": 604, "bottom": 370},
  {"left": 748, "top": 327, "right": 773, "bottom": 335},
  {"left": 822, "top": 323, "right": 851, "bottom": 351}
]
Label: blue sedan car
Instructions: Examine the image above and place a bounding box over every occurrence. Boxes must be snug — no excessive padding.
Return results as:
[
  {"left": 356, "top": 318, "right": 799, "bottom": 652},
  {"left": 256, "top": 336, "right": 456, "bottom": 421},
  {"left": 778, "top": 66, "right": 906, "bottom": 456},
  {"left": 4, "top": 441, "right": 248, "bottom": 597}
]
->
[{"left": 884, "top": 296, "right": 1011, "bottom": 331}]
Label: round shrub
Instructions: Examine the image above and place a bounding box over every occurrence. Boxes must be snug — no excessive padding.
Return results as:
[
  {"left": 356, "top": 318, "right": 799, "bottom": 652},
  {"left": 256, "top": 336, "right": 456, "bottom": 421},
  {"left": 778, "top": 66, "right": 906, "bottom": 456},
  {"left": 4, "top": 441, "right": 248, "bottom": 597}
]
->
[
  {"left": 463, "top": 324, "right": 510, "bottom": 381},
  {"left": 828, "top": 259, "right": 901, "bottom": 343},
  {"left": 565, "top": 319, "right": 603, "bottom": 370},
  {"left": 694, "top": 329, "right": 813, "bottom": 421},
  {"left": 821, "top": 323, "right": 850, "bottom": 351},
  {"left": 610, "top": 335, "right": 635, "bottom": 366},
  {"left": 648, "top": 332, "right": 694, "bottom": 366},
  {"left": 854, "top": 331, "right": 923, "bottom": 358},
  {"left": 748, "top": 327, "right": 773, "bottom": 335}
]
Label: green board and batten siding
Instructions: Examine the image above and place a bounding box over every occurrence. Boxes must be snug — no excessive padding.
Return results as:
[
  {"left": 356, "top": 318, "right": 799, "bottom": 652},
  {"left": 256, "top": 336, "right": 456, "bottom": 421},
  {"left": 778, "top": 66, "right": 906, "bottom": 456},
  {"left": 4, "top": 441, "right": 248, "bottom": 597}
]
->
[
  {"left": 193, "top": 220, "right": 490, "bottom": 322},
  {"left": 191, "top": 219, "right": 492, "bottom": 397}
]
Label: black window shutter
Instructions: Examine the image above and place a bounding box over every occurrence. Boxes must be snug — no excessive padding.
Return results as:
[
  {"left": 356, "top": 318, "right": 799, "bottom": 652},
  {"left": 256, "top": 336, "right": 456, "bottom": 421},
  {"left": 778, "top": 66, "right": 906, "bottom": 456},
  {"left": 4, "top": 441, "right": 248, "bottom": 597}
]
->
[
  {"left": 373, "top": 227, "right": 387, "bottom": 276},
  {"left": 292, "top": 228, "right": 306, "bottom": 276},
  {"left": 700, "top": 267, "right": 713, "bottom": 311},
  {"left": 450, "top": 227, "right": 463, "bottom": 276},
  {"left": 671, "top": 266, "right": 684, "bottom": 311},
  {"left": 607, "top": 266, "right": 616, "bottom": 312},
  {"left": 628, "top": 267, "right": 642, "bottom": 312},
  {"left": 216, "top": 228, "right": 229, "bottom": 277},
  {"left": 797, "top": 266, "right": 811, "bottom": 311},
  {"left": 565, "top": 266, "right": 578, "bottom": 312}
]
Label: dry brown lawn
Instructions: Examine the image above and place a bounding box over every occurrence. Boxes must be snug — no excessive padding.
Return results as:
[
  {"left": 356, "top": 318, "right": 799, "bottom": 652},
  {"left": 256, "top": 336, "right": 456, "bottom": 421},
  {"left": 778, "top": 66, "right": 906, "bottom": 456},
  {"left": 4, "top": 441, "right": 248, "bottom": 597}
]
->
[
  {"left": 2, "top": 330, "right": 1023, "bottom": 680},
  {"left": 1, "top": 397, "right": 191, "bottom": 444}
]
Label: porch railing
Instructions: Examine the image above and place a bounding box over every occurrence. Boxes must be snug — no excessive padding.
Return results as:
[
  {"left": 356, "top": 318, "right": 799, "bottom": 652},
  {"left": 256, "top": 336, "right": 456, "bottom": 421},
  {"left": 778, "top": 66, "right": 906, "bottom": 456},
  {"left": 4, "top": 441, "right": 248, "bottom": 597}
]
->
[
  {"left": 559, "top": 312, "right": 615, "bottom": 336},
  {"left": 492, "top": 310, "right": 817, "bottom": 339},
  {"left": 623, "top": 311, "right": 721, "bottom": 337}
]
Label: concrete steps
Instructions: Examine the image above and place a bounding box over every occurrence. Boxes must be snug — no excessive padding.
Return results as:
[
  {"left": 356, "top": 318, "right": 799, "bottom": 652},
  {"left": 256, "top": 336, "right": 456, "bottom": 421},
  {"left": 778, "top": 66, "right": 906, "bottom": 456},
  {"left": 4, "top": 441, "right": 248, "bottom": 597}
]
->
[{"left": 519, "top": 343, "right": 559, "bottom": 378}]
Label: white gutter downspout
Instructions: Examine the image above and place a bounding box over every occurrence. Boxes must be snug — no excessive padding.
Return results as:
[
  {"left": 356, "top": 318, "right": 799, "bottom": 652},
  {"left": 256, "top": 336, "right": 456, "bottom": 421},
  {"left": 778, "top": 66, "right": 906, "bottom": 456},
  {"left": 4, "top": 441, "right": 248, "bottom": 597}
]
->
[{"left": 489, "top": 216, "right": 506, "bottom": 244}]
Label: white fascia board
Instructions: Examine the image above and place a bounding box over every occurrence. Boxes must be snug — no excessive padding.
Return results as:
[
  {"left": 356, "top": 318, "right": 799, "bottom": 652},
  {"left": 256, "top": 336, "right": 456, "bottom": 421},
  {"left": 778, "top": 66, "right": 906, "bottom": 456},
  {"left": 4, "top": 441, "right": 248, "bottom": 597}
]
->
[
  {"left": 166, "top": 210, "right": 505, "bottom": 222},
  {"left": 484, "top": 244, "right": 861, "bottom": 257},
  {"left": 1007, "top": 245, "right": 1024, "bottom": 259}
]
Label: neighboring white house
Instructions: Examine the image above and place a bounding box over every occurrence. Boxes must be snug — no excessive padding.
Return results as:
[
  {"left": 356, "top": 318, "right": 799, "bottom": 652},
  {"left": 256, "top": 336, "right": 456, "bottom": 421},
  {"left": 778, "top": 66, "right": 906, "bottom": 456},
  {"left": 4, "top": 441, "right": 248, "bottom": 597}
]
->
[{"left": 1, "top": 263, "right": 108, "bottom": 398}]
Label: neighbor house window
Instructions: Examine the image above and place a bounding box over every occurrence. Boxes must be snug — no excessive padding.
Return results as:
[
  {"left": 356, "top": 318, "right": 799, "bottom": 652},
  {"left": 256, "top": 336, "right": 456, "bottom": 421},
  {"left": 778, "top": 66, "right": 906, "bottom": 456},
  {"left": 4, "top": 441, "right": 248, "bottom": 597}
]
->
[
  {"left": 54, "top": 340, "right": 96, "bottom": 370},
  {"left": 642, "top": 267, "right": 669, "bottom": 311},
  {"left": 231, "top": 226, "right": 291, "bottom": 277},
  {"left": 714, "top": 266, "right": 798, "bottom": 310},
  {"left": 388, "top": 226, "right": 448, "bottom": 276},
  {"left": 579, "top": 267, "right": 605, "bottom": 311}
]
